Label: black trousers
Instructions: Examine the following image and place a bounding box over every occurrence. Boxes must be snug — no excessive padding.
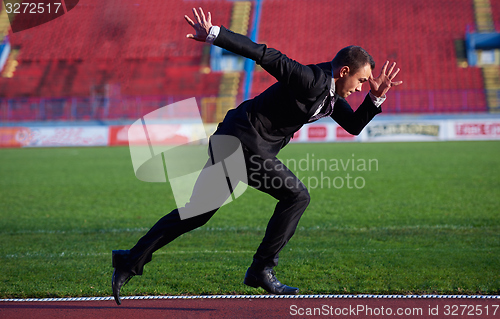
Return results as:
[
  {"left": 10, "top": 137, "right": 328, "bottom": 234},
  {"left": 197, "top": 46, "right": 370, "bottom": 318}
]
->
[{"left": 126, "top": 143, "right": 310, "bottom": 276}]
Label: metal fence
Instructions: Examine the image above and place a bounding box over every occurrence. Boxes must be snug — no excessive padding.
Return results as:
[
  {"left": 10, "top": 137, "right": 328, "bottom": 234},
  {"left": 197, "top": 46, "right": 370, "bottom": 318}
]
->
[{"left": 0, "top": 89, "right": 493, "bottom": 123}]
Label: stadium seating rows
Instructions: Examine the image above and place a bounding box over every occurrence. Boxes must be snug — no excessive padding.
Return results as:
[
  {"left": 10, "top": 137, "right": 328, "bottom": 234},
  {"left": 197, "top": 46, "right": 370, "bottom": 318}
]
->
[
  {"left": 0, "top": 0, "right": 493, "bottom": 120},
  {"left": 1, "top": 0, "right": 231, "bottom": 120},
  {"left": 252, "top": 0, "right": 487, "bottom": 112},
  {"left": 7, "top": 0, "right": 233, "bottom": 61}
]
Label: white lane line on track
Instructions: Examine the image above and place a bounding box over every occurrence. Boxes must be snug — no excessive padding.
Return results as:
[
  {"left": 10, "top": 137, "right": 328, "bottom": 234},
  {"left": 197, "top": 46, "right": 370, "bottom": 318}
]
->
[{"left": 1, "top": 295, "right": 500, "bottom": 302}]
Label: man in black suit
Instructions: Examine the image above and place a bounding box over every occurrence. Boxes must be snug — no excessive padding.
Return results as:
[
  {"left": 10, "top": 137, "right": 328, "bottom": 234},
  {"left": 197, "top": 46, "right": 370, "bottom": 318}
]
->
[{"left": 111, "top": 7, "right": 402, "bottom": 304}]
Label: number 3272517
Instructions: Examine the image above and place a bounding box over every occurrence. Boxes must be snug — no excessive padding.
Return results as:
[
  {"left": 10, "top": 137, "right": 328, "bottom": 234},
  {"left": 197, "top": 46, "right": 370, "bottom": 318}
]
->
[
  {"left": 5, "top": 3, "right": 62, "bottom": 14},
  {"left": 443, "top": 304, "right": 499, "bottom": 316}
]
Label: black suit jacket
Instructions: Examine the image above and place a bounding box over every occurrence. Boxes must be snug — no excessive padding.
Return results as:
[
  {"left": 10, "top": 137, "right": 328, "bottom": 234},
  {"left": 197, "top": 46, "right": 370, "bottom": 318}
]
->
[{"left": 213, "top": 26, "right": 381, "bottom": 158}]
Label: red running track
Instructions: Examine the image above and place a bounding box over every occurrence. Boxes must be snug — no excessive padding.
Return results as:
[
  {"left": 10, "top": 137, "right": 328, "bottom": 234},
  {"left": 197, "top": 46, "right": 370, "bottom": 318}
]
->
[{"left": 1, "top": 296, "right": 500, "bottom": 319}]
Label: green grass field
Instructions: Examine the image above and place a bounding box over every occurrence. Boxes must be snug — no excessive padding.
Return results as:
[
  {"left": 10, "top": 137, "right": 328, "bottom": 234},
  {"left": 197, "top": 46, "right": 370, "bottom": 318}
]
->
[{"left": 0, "top": 141, "right": 499, "bottom": 298}]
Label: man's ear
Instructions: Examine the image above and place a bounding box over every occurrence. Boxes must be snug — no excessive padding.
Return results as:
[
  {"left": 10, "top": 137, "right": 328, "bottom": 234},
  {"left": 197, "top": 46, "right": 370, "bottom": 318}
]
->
[{"left": 340, "top": 66, "right": 350, "bottom": 77}]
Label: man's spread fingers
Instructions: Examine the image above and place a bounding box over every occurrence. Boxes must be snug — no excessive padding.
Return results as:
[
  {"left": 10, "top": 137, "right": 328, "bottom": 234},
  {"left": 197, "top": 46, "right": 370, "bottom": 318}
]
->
[
  {"left": 390, "top": 68, "right": 400, "bottom": 79},
  {"left": 184, "top": 15, "right": 195, "bottom": 26},
  {"left": 192, "top": 8, "right": 202, "bottom": 24},
  {"left": 387, "top": 62, "right": 396, "bottom": 76},
  {"left": 381, "top": 61, "right": 389, "bottom": 74},
  {"left": 199, "top": 7, "right": 207, "bottom": 24}
]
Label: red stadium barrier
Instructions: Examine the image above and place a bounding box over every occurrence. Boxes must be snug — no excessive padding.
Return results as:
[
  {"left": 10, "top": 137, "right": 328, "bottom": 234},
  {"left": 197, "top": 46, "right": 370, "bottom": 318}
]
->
[
  {"left": 0, "top": 127, "right": 25, "bottom": 148},
  {"left": 108, "top": 125, "right": 130, "bottom": 146}
]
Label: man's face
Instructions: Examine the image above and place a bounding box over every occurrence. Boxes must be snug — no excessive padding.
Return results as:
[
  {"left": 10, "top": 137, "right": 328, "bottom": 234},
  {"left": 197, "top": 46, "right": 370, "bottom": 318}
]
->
[{"left": 335, "top": 63, "right": 372, "bottom": 98}]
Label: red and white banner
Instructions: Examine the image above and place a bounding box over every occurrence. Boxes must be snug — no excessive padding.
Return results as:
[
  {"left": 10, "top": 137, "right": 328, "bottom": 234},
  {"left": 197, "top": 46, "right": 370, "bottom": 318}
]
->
[
  {"left": 291, "top": 124, "right": 357, "bottom": 143},
  {"left": 454, "top": 122, "right": 500, "bottom": 139},
  {"left": 0, "top": 126, "right": 108, "bottom": 148},
  {"left": 108, "top": 125, "right": 130, "bottom": 146},
  {"left": 336, "top": 126, "right": 356, "bottom": 141}
]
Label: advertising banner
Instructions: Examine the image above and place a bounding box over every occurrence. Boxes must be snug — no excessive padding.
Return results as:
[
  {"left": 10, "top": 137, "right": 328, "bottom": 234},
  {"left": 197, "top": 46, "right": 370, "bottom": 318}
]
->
[
  {"left": 0, "top": 127, "right": 26, "bottom": 148},
  {"left": 108, "top": 125, "right": 130, "bottom": 146},
  {"left": 336, "top": 126, "right": 357, "bottom": 141},
  {"left": 453, "top": 121, "right": 500, "bottom": 140},
  {"left": 109, "top": 123, "right": 216, "bottom": 147},
  {"left": 1, "top": 118, "right": 500, "bottom": 148},
  {"left": 0, "top": 126, "right": 108, "bottom": 147},
  {"left": 361, "top": 121, "right": 444, "bottom": 142},
  {"left": 291, "top": 124, "right": 357, "bottom": 143}
]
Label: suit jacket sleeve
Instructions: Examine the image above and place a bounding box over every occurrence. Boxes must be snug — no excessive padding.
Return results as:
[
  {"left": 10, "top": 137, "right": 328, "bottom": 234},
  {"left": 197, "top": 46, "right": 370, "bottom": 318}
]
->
[
  {"left": 213, "top": 26, "right": 328, "bottom": 99},
  {"left": 332, "top": 94, "right": 382, "bottom": 135}
]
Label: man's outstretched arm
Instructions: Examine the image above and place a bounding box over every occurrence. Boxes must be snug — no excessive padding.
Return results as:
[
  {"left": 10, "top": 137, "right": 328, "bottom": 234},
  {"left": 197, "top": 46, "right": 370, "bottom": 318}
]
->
[
  {"left": 184, "top": 8, "right": 329, "bottom": 99},
  {"left": 184, "top": 7, "right": 267, "bottom": 63},
  {"left": 331, "top": 96, "right": 382, "bottom": 135}
]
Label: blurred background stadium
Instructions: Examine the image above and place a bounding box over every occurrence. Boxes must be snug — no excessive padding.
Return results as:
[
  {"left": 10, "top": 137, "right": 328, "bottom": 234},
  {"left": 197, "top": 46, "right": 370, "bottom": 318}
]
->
[{"left": 0, "top": 0, "right": 499, "bottom": 132}]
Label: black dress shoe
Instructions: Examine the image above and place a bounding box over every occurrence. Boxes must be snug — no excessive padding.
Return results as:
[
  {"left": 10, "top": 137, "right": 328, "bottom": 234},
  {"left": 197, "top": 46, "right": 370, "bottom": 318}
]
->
[
  {"left": 112, "top": 250, "right": 134, "bottom": 305},
  {"left": 243, "top": 267, "right": 299, "bottom": 295}
]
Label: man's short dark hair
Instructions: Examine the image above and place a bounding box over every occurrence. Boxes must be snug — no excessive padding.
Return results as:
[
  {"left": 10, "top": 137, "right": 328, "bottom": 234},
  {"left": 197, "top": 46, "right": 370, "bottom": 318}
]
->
[{"left": 331, "top": 46, "right": 375, "bottom": 74}]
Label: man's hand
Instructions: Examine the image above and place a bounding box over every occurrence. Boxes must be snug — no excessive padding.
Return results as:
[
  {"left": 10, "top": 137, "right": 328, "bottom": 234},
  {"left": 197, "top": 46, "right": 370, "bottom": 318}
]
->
[
  {"left": 369, "top": 61, "right": 403, "bottom": 98},
  {"left": 185, "top": 7, "right": 213, "bottom": 42}
]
